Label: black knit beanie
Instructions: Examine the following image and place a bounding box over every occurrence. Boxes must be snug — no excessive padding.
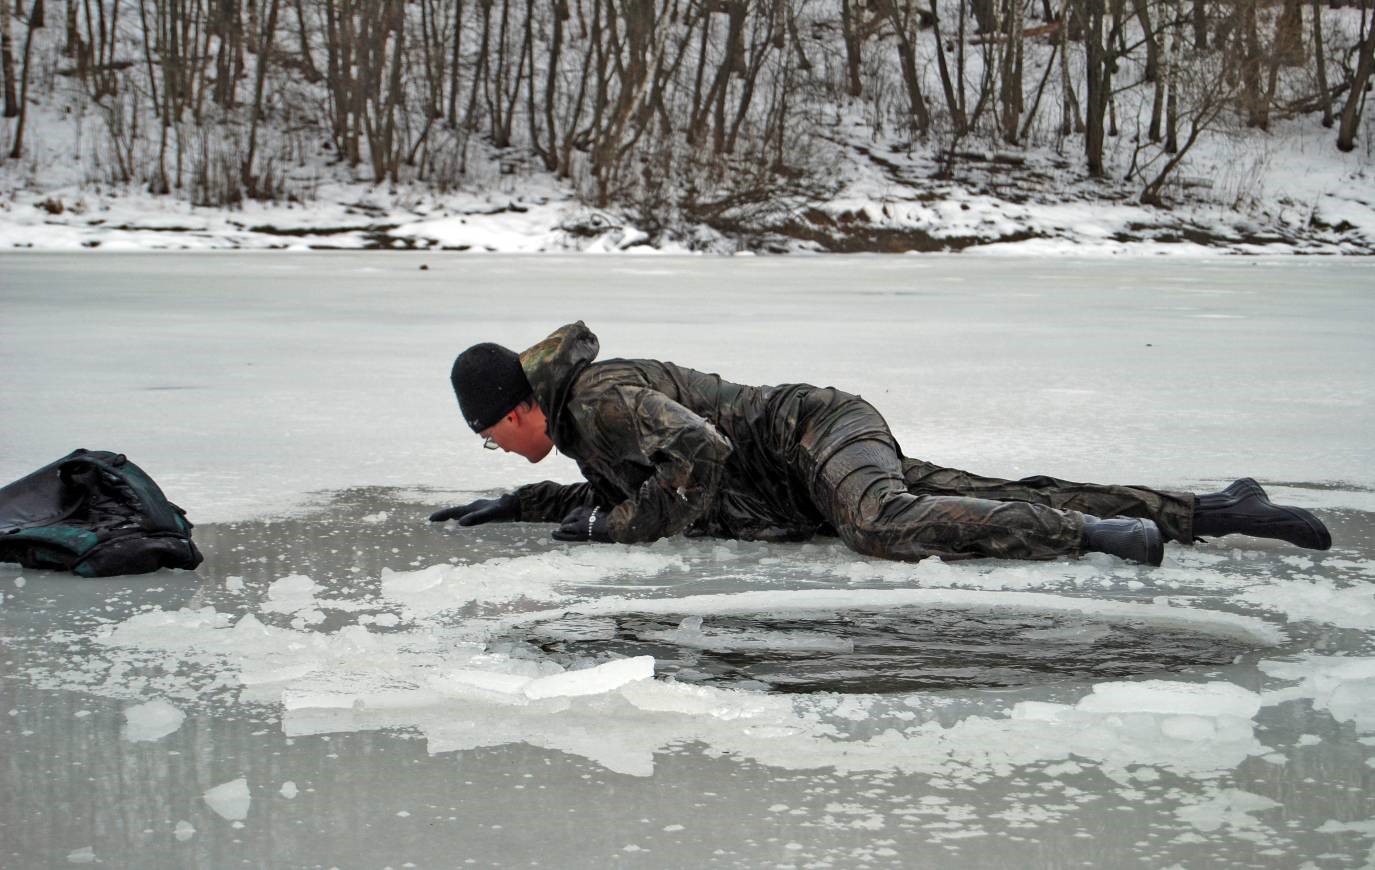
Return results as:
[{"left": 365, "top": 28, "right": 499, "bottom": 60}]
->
[{"left": 450, "top": 342, "right": 534, "bottom": 432}]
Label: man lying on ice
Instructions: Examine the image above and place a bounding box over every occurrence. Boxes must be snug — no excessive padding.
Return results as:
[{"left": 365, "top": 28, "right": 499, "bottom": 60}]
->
[{"left": 429, "top": 322, "right": 1331, "bottom": 566}]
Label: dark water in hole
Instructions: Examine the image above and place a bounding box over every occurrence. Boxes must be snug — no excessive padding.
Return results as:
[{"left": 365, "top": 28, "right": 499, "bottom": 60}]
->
[{"left": 521, "top": 608, "right": 1257, "bottom": 694}]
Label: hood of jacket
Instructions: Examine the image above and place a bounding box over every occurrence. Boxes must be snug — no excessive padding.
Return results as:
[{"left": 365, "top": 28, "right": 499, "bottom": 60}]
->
[{"left": 519, "top": 321, "right": 600, "bottom": 446}]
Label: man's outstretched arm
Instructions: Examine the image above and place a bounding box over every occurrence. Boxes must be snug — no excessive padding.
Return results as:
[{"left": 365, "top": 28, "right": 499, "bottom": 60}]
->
[
  {"left": 429, "top": 481, "right": 600, "bottom": 526},
  {"left": 515, "top": 480, "right": 600, "bottom": 521}
]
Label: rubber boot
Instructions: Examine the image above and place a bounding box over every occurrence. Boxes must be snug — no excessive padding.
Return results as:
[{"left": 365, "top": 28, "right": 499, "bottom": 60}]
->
[
  {"left": 1081, "top": 517, "right": 1164, "bottom": 566},
  {"left": 1193, "top": 478, "right": 1331, "bottom": 550}
]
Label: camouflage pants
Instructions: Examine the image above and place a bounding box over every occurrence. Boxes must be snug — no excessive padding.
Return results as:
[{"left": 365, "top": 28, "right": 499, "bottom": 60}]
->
[{"left": 797, "top": 390, "right": 1195, "bottom": 562}]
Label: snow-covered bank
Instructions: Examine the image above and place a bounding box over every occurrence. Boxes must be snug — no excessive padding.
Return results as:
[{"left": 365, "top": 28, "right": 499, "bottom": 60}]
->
[
  {"left": 4, "top": 96, "right": 1372, "bottom": 255},
  {"left": 5, "top": 137, "right": 1372, "bottom": 254}
]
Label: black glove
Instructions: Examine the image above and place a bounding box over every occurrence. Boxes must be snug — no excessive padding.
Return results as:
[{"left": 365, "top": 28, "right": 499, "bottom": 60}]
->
[
  {"left": 428, "top": 493, "right": 521, "bottom": 526},
  {"left": 551, "top": 506, "right": 614, "bottom": 543}
]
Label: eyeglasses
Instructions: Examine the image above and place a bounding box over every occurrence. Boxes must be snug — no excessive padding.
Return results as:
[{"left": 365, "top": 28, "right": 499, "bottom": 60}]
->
[{"left": 482, "top": 437, "right": 498, "bottom": 450}]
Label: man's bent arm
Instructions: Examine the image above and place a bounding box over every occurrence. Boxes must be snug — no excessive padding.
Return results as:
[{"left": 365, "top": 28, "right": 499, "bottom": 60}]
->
[{"left": 596, "top": 387, "right": 732, "bottom": 544}]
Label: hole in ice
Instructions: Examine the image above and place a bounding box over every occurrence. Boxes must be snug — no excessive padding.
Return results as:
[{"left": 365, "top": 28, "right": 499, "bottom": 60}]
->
[{"left": 515, "top": 607, "right": 1260, "bottom": 694}]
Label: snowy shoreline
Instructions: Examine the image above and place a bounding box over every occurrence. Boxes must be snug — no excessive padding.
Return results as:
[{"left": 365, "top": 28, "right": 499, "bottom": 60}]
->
[{"left": 6, "top": 157, "right": 1373, "bottom": 256}]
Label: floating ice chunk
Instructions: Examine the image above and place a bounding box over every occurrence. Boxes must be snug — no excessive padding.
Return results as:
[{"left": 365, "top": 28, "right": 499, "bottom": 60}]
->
[
  {"left": 279, "top": 781, "right": 298, "bottom": 799},
  {"left": 1327, "top": 679, "right": 1375, "bottom": 732},
  {"left": 384, "top": 564, "right": 447, "bottom": 595},
  {"left": 361, "top": 511, "right": 389, "bottom": 524},
  {"left": 66, "top": 847, "right": 95, "bottom": 863},
  {"left": 433, "top": 669, "right": 535, "bottom": 698},
  {"left": 523, "top": 656, "right": 655, "bottom": 699},
  {"left": 268, "top": 574, "right": 318, "bottom": 600},
  {"left": 239, "top": 662, "right": 318, "bottom": 686},
  {"left": 203, "top": 777, "right": 251, "bottom": 821},
  {"left": 1241, "top": 579, "right": 1375, "bottom": 630},
  {"left": 14, "top": 576, "right": 25, "bottom": 588},
  {"left": 1316, "top": 819, "right": 1375, "bottom": 835},
  {"left": 281, "top": 690, "right": 359, "bottom": 711},
  {"left": 173, "top": 821, "right": 196, "bottom": 841},
  {"left": 123, "top": 699, "right": 186, "bottom": 742},
  {"left": 1075, "top": 680, "right": 1262, "bottom": 719},
  {"left": 262, "top": 574, "right": 322, "bottom": 617},
  {"left": 233, "top": 613, "right": 272, "bottom": 636},
  {"left": 1005, "top": 679, "right": 1266, "bottom": 777},
  {"left": 380, "top": 550, "right": 686, "bottom": 616},
  {"left": 1160, "top": 715, "right": 1219, "bottom": 741},
  {"left": 1260, "top": 655, "right": 1375, "bottom": 732},
  {"left": 1174, "top": 789, "right": 1280, "bottom": 832},
  {"left": 224, "top": 576, "right": 244, "bottom": 592}
]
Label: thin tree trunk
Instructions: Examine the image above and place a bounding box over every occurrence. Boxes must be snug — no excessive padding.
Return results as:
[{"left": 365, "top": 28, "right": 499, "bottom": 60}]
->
[
  {"left": 294, "top": 0, "right": 322, "bottom": 82},
  {"left": 541, "top": 0, "right": 566, "bottom": 171},
  {"left": 1336, "top": 20, "right": 1374, "bottom": 151},
  {"left": 3, "top": 0, "right": 21, "bottom": 117},
  {"left": 999, "top": 0, "right": 1024, "bottom": 143},
  {"left": 1165, "top": 0, "right": 1181, "bottom": 151},
  {"left": 1137, "top": 0, "right": 1163, "bottom": 140},
  {"left": 1020, "top": 38, "right": 1058, "bottom": 140},
  {"left": 8, "top": 0, "right": 43, "bottom": 159},
  {"left": 243, "top": 0, "right": 281, "bottom": 194},
  {"left": 1312, "top": 0, "right": 1332, "bottom": 127},
  {"left": 447, "top": 0, "right": 464, "bottom": 125},
  {"left": 466, "top": 0, "right": 491, "bottom": 132},
  {"left": 840, "top": 0, "right": 863, "bottom": 97},
  {"left": 1242, "top": 0, "right": 1264, "bottom": 126},
  {"left": 883, "top": 0, "right": 931, "bottom": 136},
  {"left": 1085, "top": 0, "right": 1109, "bottom": 175},
  {"left": 930, "top": 0, "right": 966, "bottom": 132},
  {"left": 1060, "top": 0, "right": 1083, "bottom": 134}
]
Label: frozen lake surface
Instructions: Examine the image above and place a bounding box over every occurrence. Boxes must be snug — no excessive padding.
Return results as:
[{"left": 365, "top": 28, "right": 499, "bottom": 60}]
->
[{"left": 2, "top": 253, "right": 1375, "bottom": 868}]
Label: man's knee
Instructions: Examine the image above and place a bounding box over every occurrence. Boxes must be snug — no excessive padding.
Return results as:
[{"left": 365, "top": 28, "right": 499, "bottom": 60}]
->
[{"left": 835, "top": 511, "right": 930, "bottom": 560}]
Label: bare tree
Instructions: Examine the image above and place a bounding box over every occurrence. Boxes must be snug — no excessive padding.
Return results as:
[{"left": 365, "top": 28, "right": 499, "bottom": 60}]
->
[
  {"left": 8, "top": 0, "right": 43, "bottom": 159},
  {"left": 999, "top": 0, "right": 1026, "bottom": 143},
  {"left": 1139, "top": 46, "right": 1235, "bottom": 203},
  {"left": 1336, "top": 14, "right": 1374, "bottom": 152},
  {"left": 2, "top": 0, "right": 18, "bottom": 117},
  {"left": 880, "top": 0, "right": 932, "bottom": 137},
  {"left": 244, "top": 0, "right": 282, "bottom": 195}
]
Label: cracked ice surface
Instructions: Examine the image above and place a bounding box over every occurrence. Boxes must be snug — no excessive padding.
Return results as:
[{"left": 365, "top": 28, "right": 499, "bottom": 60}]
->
[{"left": 2, "top": 254, "right": 1374, "bottom": 868}]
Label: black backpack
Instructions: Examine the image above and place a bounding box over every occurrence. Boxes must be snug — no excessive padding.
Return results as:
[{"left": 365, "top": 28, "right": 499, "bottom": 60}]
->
[{"left": 0, "top": 449, "right": 204, "bottom": 577}]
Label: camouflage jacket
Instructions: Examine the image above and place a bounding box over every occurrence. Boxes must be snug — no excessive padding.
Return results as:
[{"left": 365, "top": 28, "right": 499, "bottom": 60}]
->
[{"left": 512, "top": 322, "right": 847, "bottom": 544}]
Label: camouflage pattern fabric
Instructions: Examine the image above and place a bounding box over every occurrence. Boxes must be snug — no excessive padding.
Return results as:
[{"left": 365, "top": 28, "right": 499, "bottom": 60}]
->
[{"left": 510, "top": 322, "right": 1195, "bottom": 562}]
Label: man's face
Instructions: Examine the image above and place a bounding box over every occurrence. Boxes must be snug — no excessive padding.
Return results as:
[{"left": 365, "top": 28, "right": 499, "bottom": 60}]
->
[{"left": 480, "top": 407, "right": 554, "bottom": 463}]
